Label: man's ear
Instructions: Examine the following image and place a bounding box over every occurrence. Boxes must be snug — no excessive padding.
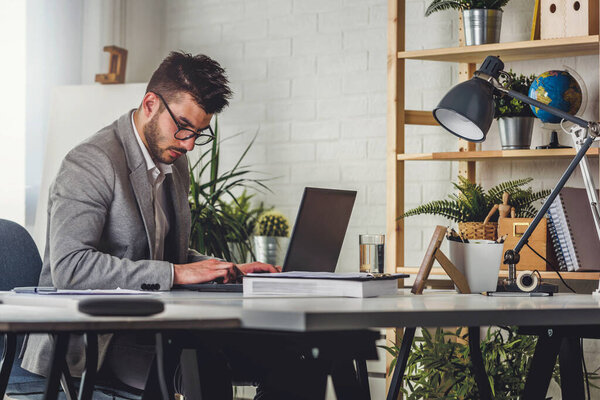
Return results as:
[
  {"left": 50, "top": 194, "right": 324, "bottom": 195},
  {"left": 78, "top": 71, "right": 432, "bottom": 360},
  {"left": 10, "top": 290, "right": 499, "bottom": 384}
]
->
[{"left": 141, "top": 92, "right": 159, "bottom": 119}]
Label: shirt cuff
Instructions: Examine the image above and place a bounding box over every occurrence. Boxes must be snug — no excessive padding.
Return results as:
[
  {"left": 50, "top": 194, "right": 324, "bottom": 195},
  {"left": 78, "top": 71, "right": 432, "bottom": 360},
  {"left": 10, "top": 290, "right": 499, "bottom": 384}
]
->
[{"left": 170, "top": 263, "right": 174, "bottom": 288}]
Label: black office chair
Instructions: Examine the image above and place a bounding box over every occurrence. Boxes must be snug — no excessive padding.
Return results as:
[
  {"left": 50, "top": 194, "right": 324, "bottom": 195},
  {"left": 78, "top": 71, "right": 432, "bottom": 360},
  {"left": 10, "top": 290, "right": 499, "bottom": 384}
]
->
[
  {"left": 0, "top": 218, "right": 47, "bottom": 397},
  {"left": 0, "top": 219, "right": 147, "bottom": 400}
]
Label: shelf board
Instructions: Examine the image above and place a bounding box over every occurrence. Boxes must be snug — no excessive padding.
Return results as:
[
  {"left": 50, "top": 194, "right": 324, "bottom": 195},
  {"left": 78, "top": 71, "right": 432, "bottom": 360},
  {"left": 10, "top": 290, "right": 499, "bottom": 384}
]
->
[
  {"left": 397, "top": 267, "right": 600, "bottom": 281},
  {"left": 398, "top": 35, "right": 600, "bottom": 64},
  {"left": 397, "top": 148, "right": 600, "bottom": 161}
]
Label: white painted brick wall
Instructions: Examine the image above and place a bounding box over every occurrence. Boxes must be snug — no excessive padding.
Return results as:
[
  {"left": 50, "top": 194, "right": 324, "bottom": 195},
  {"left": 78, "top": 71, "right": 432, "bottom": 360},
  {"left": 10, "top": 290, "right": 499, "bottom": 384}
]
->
[{"left": 167, "top": 0, "right": 600, "bottom": 397}]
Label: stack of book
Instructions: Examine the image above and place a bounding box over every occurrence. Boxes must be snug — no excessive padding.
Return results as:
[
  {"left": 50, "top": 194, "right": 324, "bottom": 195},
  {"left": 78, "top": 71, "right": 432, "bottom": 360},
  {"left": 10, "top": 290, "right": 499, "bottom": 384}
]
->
[{"left": 547, "top": 187, "right": 600, "bottom": 271}]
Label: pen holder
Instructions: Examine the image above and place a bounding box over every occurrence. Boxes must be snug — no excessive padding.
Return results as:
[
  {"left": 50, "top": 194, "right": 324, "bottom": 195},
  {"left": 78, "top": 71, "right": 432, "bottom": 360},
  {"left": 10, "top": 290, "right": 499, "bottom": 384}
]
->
[{"left": 448, "top": 240, "right": 504, "bottom": 293}]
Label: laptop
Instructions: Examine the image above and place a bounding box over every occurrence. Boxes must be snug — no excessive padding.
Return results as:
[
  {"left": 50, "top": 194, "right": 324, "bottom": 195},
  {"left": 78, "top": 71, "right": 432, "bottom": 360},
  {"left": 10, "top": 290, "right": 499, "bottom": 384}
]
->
[{"left": 178, "top": 187, "right": 357, "bottom": 292}]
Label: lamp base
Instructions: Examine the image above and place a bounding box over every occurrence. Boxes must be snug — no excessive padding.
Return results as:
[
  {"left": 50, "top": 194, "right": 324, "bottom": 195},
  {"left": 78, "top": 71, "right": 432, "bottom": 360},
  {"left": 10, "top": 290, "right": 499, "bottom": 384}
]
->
[
  {"left": 496, "top": 279, "right": 558, "bottom": 295},
  {"left": 536, "top": 130, "right": 571, "bottom": 149}
]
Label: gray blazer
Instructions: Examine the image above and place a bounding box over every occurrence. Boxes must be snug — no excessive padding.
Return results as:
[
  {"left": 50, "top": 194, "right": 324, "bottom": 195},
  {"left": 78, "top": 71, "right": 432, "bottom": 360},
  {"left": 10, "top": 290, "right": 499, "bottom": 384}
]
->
[{"left": 22, "top": 111, "right": 211, "bottom": 376}]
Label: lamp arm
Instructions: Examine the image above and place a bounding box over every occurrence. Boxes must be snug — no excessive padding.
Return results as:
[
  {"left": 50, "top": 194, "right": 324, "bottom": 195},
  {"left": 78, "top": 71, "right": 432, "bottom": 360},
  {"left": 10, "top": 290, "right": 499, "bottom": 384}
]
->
[
  {"left": 502, "top": 88, "right": 589, "bottom": 128},
  {"left": 504, "top": 135, "right": 596, "bottom": 268}
]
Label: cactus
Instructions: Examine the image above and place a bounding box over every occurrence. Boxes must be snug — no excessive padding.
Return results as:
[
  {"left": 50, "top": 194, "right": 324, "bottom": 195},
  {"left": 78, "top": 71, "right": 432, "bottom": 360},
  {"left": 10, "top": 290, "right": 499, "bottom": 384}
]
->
[{"left": 255, "top": 211, "right": 290, "bottom": 237}]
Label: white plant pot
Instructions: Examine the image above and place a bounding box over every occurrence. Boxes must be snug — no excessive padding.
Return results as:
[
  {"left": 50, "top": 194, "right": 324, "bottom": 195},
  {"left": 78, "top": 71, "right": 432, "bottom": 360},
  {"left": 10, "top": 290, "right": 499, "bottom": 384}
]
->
[{"left": 448, "top": 240, "right": 504, "bottom": 293}]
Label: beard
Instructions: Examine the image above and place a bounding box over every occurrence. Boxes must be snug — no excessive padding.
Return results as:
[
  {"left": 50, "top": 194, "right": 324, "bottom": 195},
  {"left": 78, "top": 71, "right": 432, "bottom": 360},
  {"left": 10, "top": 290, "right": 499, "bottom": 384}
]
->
[{"left": 144, "top": 112, "right": 187, "bottom": 164}]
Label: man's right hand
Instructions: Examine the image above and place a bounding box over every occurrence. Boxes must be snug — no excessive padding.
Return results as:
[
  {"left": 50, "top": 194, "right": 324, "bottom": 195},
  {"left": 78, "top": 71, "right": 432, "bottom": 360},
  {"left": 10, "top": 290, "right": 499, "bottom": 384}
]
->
[{"left": 173, "top": 259, "right": 238, "bottom": 285}]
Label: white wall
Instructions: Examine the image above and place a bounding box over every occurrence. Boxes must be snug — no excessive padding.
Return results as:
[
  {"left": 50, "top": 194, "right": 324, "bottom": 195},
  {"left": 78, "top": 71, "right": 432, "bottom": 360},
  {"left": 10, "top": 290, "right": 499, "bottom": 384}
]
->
[
  {"left": 0, "top": 0, "right": 27, "bottom": 225},
  {"left": 166, "top": 0, "right": 388, "bottom": 274}
]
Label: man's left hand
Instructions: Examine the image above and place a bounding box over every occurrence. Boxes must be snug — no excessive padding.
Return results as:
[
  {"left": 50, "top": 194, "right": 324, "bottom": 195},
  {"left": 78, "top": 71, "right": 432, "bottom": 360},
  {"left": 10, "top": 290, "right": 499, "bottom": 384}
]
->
[{"left": 238, "top": 262, "right": 281, "bottom": 275}]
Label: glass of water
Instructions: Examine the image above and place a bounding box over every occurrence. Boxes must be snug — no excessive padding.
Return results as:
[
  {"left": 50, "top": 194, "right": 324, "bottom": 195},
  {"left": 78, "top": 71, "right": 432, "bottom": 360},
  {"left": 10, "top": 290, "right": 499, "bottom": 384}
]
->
[{"left": 359, "top": 234, "right": 385, "bottom": 273}]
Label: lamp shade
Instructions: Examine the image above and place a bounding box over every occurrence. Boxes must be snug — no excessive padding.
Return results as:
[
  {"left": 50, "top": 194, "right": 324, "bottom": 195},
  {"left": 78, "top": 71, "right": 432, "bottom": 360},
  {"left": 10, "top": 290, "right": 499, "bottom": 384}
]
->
[{"left": 433, "top": 77, "right": 496, "bottom": 142}]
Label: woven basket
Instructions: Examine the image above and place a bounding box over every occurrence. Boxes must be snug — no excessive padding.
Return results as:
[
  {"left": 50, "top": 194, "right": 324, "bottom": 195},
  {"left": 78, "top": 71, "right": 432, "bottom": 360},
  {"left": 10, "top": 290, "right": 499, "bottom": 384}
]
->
[{"left": 458, "top": 222, "right": 498, "bottom": 241}]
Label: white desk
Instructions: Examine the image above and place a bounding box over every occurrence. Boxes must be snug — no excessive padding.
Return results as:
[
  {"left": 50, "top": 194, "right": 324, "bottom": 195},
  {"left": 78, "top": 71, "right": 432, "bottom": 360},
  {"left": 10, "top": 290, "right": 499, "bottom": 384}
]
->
[
  {"left": 6, "top": 290, "right": 600, "bottom": 331},
  {"left": 3, "top": 290, "right": 599, "bottom": 400}
]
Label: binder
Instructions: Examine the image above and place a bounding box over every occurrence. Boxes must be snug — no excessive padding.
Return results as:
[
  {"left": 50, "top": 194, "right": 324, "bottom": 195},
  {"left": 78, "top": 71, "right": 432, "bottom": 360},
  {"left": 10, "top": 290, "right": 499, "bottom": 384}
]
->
[
  {"left": 546, "top": 212, "right": 567, "bottom": 271},
  {"left": 554, "top": 188, "right": 600, "bottom": 271},
  {"left": 548, "top": 200, "right": 575, "bottom": 271}
]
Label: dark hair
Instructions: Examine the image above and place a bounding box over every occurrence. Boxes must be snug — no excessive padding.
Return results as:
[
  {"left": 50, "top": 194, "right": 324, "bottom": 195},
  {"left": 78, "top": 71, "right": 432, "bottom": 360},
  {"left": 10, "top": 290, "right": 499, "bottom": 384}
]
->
[{"left": 146, "top": 51, "right": 232, "bottom": 114}]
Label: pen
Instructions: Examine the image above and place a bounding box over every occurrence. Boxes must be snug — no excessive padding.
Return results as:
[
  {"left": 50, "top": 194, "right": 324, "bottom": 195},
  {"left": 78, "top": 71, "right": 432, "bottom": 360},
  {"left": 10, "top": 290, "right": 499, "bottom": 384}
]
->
[
  {"left": 13, "top": 287, "right": 57, "bottom": 294},
  {"left": 481, "top": 291, "right": 549, "bottom": 297}
]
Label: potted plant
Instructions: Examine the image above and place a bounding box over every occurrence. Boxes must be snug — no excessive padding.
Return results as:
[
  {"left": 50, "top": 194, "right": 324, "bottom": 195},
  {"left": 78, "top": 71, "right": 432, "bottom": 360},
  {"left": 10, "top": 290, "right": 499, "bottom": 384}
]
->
[
  {"left": 220, "top": 190, "right": 271, "bottom": 264},
  {"left": 425, "top": 0, "right": 510, "bottom": 45},
  {"left": 253, "top": 211, "right": 290, "bottom": 266},
  {"left": 399, "top": 177, "right": 550, "bottom": 240},
  {"left": 188, "top": 119, "right": 270, "bottom": 261},
  {"left": 495, "top": 70, "right": 537, "bottom": 149}
]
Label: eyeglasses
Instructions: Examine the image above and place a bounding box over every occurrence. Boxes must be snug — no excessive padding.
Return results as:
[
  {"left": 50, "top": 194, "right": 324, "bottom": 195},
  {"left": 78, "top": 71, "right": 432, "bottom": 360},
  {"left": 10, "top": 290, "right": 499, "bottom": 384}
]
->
[{"left": 153, "top": 92, "right": 215, "bottom": 146}]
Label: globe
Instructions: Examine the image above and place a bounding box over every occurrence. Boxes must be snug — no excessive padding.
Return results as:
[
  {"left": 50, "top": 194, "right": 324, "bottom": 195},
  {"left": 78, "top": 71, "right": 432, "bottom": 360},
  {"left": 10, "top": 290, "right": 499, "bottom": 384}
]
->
[{"left": 528, "top": 70, "right": 583, "bottom": 124}]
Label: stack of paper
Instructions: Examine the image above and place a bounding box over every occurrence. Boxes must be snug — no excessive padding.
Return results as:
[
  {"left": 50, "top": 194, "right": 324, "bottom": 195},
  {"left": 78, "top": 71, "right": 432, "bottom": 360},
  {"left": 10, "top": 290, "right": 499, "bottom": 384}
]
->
[{"left": 243, "top": 272, "right": 408, "bottom": 298}]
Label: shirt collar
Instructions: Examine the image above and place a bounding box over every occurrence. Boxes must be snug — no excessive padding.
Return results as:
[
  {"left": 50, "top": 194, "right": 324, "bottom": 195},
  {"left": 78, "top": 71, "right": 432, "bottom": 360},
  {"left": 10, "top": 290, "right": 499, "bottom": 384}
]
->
[{"left": 131, "top": 111, "right": 172, "bottom": 175}]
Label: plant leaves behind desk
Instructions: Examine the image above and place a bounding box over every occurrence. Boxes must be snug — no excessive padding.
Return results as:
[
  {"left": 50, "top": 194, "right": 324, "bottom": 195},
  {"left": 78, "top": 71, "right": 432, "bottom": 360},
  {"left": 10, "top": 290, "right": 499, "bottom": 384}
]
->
[
  {"left": 188, "top": 118, "right": 270, "bottom": 261},
  {"left": 381, "top": 326, "right": 599, "bottom": 399}
]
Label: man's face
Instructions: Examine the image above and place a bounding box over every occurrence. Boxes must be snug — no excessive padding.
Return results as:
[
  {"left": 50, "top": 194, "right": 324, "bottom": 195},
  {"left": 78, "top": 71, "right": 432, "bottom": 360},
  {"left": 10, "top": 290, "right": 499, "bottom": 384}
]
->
[{"left": 143, "top": 92, "right": 213, "bottom": 164}]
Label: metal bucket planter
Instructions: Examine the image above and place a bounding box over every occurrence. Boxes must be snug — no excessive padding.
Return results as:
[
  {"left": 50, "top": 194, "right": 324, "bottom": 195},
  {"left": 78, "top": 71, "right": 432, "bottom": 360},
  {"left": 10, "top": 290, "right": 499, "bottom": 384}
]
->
[
  {"left": 253, "top": 236, "right": 289, "bottom": 266},
  {"left": 498, "top": 117, "right": 535, "bottom": 149},
  {"left": 462, "top": 9, "right": 503, "bottom": 46}
]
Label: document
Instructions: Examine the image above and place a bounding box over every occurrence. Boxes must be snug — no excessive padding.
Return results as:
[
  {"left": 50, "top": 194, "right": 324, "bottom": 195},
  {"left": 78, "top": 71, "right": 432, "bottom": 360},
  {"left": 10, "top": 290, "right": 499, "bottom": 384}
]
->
[{"left": 13, "top": 287, "right": 158, "bottom": 295}]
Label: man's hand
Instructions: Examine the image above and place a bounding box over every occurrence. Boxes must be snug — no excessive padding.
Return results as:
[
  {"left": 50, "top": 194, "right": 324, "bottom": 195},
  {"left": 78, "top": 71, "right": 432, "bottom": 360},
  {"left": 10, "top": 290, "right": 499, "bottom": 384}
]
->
[
  {"left": 173, "top": 259, "right": 238, "bottom": 285},
  {"left": 238, "top": 262, "right": 281, "bottom": 274}
]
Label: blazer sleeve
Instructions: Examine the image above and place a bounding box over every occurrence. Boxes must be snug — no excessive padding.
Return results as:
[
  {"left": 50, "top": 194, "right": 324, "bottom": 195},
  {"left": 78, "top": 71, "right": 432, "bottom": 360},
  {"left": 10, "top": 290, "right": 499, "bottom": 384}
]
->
[{"left": 47, "top": 143, "right": 172, "bottom": 290}]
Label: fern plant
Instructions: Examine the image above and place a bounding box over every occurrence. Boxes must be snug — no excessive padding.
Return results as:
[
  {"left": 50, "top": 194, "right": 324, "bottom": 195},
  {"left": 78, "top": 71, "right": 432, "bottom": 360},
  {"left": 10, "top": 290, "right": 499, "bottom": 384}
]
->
[
  {"left": 426, "top": 0, "right": 510, "bottom": 16},
  {"left": 399, "top": 177, "right": 550, "bottom": 223}
]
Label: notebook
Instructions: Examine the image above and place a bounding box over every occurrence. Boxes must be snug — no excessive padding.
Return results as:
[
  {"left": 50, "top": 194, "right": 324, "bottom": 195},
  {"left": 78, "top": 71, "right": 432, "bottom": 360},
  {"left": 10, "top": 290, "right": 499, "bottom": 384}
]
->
[
  {"left": 179, "top": 187, "right": 357, "bottom": 292},
  {"left": 552, "top": 187, "right": 600, "bottom": 271}
]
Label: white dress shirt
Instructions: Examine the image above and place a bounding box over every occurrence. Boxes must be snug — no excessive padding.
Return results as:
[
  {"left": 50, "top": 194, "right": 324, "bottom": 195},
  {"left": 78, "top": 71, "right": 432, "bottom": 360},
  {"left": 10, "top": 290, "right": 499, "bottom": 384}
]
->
[{"left": 131, "top": 113, "right": 175, "bottom": 286}]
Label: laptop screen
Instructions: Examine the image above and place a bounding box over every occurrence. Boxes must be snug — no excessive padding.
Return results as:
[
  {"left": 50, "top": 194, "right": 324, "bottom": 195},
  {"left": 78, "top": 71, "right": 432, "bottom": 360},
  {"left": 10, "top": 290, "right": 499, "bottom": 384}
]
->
[{"left": 283, "top": 187, "right": 357, "bottom": 273}]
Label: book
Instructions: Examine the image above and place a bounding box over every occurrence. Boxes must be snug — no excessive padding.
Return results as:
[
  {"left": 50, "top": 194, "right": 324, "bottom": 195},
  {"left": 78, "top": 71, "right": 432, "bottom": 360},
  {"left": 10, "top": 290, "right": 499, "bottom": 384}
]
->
[
  {"left": 556, "top": 188, "right": 600, "bottom": 271},
  {"left": 546, "top": 212, "right": 567, "bottom": 271},
  {"left": 549, "top": 196, "right": 576, "bottom": 271},
  {"left": 243, "top": 272, "right": 408, "bottom": 298}
]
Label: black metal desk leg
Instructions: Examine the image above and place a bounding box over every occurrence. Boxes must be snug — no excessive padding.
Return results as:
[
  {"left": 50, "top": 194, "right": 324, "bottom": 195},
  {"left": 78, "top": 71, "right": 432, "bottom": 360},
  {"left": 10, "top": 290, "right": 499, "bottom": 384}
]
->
[
  {"left": 154, "top": 332, "right": 182, "bottom": 400},
  {"left": 386, "top": 327, "right": 415, "bottom": 400},
  {"left": 78, "top": 333, "right": 98, "bottom": 400},
  {"left": 468, "top": 327, "right": 492, "bottom": 400},
  {"left": 559, "top": 337, "right": 585, "bottom": 400},
  {"left": 523, "top": 330, "right": 562, "bottom": 400},
  {"left": 331, "top": 360, "right": 365, "bottom": 400},
  {"left": 355, "top": 359, "right": 371, "bottom": 400},
  {"left": 44, "top": 333, "right": 70, "bottom": 400},
  {"left": 0, "top": 333, "right": 16, "bottom": 398}
]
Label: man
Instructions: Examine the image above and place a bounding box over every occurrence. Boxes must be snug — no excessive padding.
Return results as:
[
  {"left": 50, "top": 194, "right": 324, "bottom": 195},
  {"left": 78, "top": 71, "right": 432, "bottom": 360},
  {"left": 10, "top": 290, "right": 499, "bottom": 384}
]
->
[{"left": 21, "top": 52, "right": 298, "bottom": 397}]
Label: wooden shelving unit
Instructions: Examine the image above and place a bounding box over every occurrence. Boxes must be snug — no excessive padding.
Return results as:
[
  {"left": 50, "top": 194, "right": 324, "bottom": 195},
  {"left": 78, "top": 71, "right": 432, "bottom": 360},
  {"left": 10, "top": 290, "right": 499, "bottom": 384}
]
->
[
  {"left": 385, "top": 2, "right": 600, "bottom": 394},
  {"left": 385, "top": 3, "right": 600, "bottom": 280}
]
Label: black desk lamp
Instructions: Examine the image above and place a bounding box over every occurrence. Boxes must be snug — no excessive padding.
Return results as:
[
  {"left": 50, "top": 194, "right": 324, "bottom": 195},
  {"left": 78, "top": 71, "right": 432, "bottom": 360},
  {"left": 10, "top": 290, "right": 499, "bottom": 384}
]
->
[{"left": 433, "top": 56, "right": 600, "bottom": 292}]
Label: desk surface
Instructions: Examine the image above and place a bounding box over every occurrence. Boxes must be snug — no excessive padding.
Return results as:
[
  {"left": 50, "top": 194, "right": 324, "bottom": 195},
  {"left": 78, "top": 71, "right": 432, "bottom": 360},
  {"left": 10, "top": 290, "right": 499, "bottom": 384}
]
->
[
  {"left": 3, "top": 290, "right": 600, "bottom": 332},
  {"left": 0, "top": 300, "right": 240, "bottom": 333}
]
